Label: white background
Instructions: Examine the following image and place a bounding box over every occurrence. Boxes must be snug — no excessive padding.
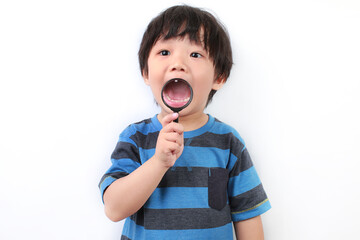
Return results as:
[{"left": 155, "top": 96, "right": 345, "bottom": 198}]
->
[{"left": 1, "top": 0, "right": 359, "bottom": 239}]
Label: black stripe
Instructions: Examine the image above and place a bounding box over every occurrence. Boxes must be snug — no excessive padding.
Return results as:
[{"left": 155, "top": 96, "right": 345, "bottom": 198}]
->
[
  {"left": 98, "top": 172, "right": 128, "bottom": 188},
  {"left": 129, "top": 130, "right": 246, "bottom": 153},
  {"left": 111, "top": 142, "right": 141, "bottom": 164},
  {"left": 158, "top": 167, "right": 209, "bottom": 188},
  {"left": 99, "top": 167, "right": 211, "bottom": 189},
  {"left": 229, "top": 134, "right": 243, "bottom": 158},
  {"left": 130, "top": 207, "right": 144, "bottom": 226},
  {"left": 131, "top": 206, "right": 232, "bottom": 230},
  {"left": 229, "top": 148, "right": 253, "bottom": 177},
  {"left": 129, "top": 131, "right": 159, "bottom": 149},
  {"left": 229, "top": 183, "right": 268, "bottom": 213},
  {"left": 189, "top": 132, "right": 233, "bottom": 149},
  {"left": 120, "top": 235, "right": 131, "bottom": 240}
]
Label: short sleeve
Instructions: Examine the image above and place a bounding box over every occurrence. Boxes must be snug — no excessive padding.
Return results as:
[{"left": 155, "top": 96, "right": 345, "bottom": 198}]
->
[
  {"left": 228, "top": 140, "right": 271, "bottom": 221},
  {"left": 98, "top": 126, "right": 142, "bottom": 203}
]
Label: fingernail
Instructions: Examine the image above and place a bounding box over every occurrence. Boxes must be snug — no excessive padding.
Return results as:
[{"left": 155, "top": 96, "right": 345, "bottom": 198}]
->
[{"left": 172, "top": 113, "right": 178, "bottom": 118}]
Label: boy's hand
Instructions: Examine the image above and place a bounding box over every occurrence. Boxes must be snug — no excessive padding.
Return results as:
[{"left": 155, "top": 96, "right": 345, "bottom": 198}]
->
[{"left": 154, "top": 113, "right": 184, "bottom": 168}]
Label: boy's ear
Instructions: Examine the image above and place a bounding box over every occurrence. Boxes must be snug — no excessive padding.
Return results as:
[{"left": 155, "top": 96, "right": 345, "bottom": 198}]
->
[
  {"left": 143, "top": 71, "right": 150, "bottom": 86},
  {"left": 144, "top": 77, "right": 150, "bottom": 86},
  {"left": 212, "top": 76, "right": 226, "bottom": 90}
]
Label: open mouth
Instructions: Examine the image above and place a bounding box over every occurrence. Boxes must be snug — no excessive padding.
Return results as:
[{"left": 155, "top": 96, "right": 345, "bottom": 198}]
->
[{"left": 161, "top": 78, "right": 192, "bottom": 109}]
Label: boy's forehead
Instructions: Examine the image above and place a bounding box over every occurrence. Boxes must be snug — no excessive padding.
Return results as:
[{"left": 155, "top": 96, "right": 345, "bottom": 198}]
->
[{"left": 155, "top": 32, "right": 206, "bottom": 48}]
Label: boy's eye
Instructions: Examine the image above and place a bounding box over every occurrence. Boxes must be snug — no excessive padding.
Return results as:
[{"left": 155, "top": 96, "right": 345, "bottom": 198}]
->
[
  {"left": 190, "top": 52, "right": 202, "bottom": 58},
  {"left": 159, "top": 50, "right": 170, "bottom": 56}
]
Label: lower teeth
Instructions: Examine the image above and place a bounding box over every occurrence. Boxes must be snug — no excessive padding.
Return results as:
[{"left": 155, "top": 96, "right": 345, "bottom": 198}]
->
[{"left": 166, "top": 94, "right": 190, "bottom": 103}]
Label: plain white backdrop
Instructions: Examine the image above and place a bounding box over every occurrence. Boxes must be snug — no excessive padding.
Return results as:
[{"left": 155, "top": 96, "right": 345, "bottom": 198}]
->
[{"left": 1, "top": 0, "right": 359, "bottom": 239}]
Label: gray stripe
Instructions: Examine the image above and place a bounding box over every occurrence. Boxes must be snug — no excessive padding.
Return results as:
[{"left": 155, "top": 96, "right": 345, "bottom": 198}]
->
[
  {"left": 229, "top": 148, "right": 253, "bottom": 178},
  {"left": 158, "top": 167, "right": 208, "bottom": 188},
  {"left": 99, "top": 167, "right": 210, "bottom": 190},
  {"left": 129, "top": 130, "right": 245, "bottom": 154},
  {"left": 130, "top": 131, "right": 159, "bottom": 149},
  {"left": 130, "top": 207, "right": 144, "bottom": 226},
  {"left": 131, "top": 205, "right": 232, "bottom": 230},
  {"left": 229, "top": 184, "right": 268, "bottom": 213},
  {"left": 111, "top": 142, "right": 141, "bottom": 163},
  {"left": 120, "top": 235, "right": 131, "bottom": 240},
  {"left": 98, "top": 171, "right": 128, "bottom": 188},
  {"left": 189, "top": 132, "right": 243, "bottom": 150}
]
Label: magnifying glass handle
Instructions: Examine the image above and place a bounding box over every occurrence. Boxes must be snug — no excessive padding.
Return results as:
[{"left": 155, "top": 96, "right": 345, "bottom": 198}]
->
[{"left": 173, "top": 111, "right": 179, "bottom": 123}]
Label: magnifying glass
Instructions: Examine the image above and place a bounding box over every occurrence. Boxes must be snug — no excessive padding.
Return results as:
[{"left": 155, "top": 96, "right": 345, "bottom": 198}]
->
[{"left": 161, "top": 78, "right": 193, "bottom": 123}]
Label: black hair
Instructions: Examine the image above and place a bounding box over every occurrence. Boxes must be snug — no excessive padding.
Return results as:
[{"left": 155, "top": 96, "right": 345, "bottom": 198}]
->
[{"left": 138, "top": 5, "right": 233, "bottom": 105}]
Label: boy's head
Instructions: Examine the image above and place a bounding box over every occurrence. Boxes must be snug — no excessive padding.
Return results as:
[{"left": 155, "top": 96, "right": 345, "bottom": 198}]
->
[{"left": 139, "top": 5, "right": 233, "bottom": 105}]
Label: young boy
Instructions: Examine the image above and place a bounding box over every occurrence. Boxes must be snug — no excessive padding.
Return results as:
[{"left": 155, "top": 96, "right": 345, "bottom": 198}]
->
[{"left": 99, "top": 5, "right": 271, "bottom": 240}]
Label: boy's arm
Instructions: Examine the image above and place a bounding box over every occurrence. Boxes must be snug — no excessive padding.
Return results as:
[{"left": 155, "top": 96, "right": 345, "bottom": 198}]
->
[
  {"left": 104, "top": 154, "right": 168, "bottom": 222},
  {"left": 234, "top": 216, "right": 264, "bottom": 240},
  {"left": 103, "top": 113, "right": 184, "bottom": 222}
]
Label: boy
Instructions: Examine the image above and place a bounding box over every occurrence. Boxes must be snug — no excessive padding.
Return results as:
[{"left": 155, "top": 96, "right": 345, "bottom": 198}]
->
[{"left": 99, "top": 5, "right": 271, "bottom": 240}]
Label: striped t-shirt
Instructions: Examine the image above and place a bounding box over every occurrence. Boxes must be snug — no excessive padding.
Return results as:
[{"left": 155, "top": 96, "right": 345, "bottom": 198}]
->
[{"left": 99, "top": 114, "right": 271, "bottom": 240}]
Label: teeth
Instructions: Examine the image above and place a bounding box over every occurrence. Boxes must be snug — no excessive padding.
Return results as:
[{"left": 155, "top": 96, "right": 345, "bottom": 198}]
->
[{"left": 165, "top": 94, "right": 190, "bottom": 103}]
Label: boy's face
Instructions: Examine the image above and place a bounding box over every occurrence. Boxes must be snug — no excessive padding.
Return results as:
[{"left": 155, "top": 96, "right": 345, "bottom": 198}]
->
[{"left": 144, "top": 34, "right": 224, "bottom": 118}]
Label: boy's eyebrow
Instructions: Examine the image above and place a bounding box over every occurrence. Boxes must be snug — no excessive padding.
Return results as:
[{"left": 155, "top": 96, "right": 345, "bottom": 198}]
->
[{"left": 156, "top": 35, "right": 207, "bottom": 49}]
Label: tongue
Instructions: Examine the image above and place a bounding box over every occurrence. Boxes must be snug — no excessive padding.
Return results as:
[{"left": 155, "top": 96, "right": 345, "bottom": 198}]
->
[{"left": 167, "top": 83, "right": 189, "bottom": 100}]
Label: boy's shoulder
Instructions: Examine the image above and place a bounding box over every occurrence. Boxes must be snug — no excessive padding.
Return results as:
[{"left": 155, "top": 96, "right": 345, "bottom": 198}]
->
[
  {"left": 211, "top": 116, "right": 246, "bottom": 146},
  {"left": 212, "top": 116, "right": 236, "bottom": 132},
  {"left": 119, "top": 115, "right": 161, "bottom": 140}
]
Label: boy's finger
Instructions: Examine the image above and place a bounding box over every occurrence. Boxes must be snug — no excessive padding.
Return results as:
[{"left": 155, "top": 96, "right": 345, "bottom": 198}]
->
[
  {"left": 162, "top": 121, "right": 184, "bottom": 135},
  {"left": 167, "top": 142, "right": 183, "bottom": 155},
  {"left": 165, "top": 132, "right": 184, "bottom": 145},
  {"left": 161, "top": 113, "right": 179, "bottom": 127}
]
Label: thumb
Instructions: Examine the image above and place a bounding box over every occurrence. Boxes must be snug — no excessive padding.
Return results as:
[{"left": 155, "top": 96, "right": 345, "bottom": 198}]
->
[{"left": 161, "top": 113, "right": 179, "bottom": 127}]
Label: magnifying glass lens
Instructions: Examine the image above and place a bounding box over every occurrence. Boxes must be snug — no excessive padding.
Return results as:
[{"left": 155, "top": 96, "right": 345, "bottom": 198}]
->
[{"left": 161, "top": 78, "right": 193, "bottom": 122}]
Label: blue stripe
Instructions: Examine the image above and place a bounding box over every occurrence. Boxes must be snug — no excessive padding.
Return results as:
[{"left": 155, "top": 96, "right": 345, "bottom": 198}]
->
[
  {"left": 125, "top": 121, "right": 159, "bottom": 136},
  {"left": 140, "top": 146, "right": 230, "bottom": 168},
  {"left": 228, "top": 166, "right": 261, "bottom": 197},
  {"left": 138, "top": 148, "right": 155, "bottom": 163},
  {"left": 145, "top": 187, "right": 208, "bottom": 209},
  {"left": 183, "top": 115, "right": 215, "bottom": 138},
  {"left": 231, "top": 199, "right": 271, "bottom": 222},
  {"left": 210, "top": 121, "right": 234, "bottom": 135},
  {"left": 177, "top": 147, "right": 230, "bottom": 168},
  {"left": 211, "top": 121, "right": 245, "bottom": 146},
  {"left": 109, "top": 158, "right": 141, "bottom": 174},
  {"left": 122, "top": 218, "right": 234, "bottom": 240},
  {"left": 118, "top": 121, "right": 160, "bottom": 147},
  {"left": 150, "top": 115, "right": 163, "bottom": 130},
  {"left": 227, "top": 153, "right": 238, "bottom": 172}
]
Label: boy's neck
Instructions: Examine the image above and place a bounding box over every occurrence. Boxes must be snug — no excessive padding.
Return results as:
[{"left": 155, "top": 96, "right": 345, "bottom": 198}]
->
[{"left": 158, "top": 111, "right": 209, "bottom": 132}]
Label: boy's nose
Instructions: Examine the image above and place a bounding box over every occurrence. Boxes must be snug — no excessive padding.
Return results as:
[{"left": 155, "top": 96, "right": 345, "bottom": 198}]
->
[
  {"left": 170, "top": 63, "right": 187, "bottom": 72},
  {"left": 169, "top": 55, "right": 187, "bottom": 72}
]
